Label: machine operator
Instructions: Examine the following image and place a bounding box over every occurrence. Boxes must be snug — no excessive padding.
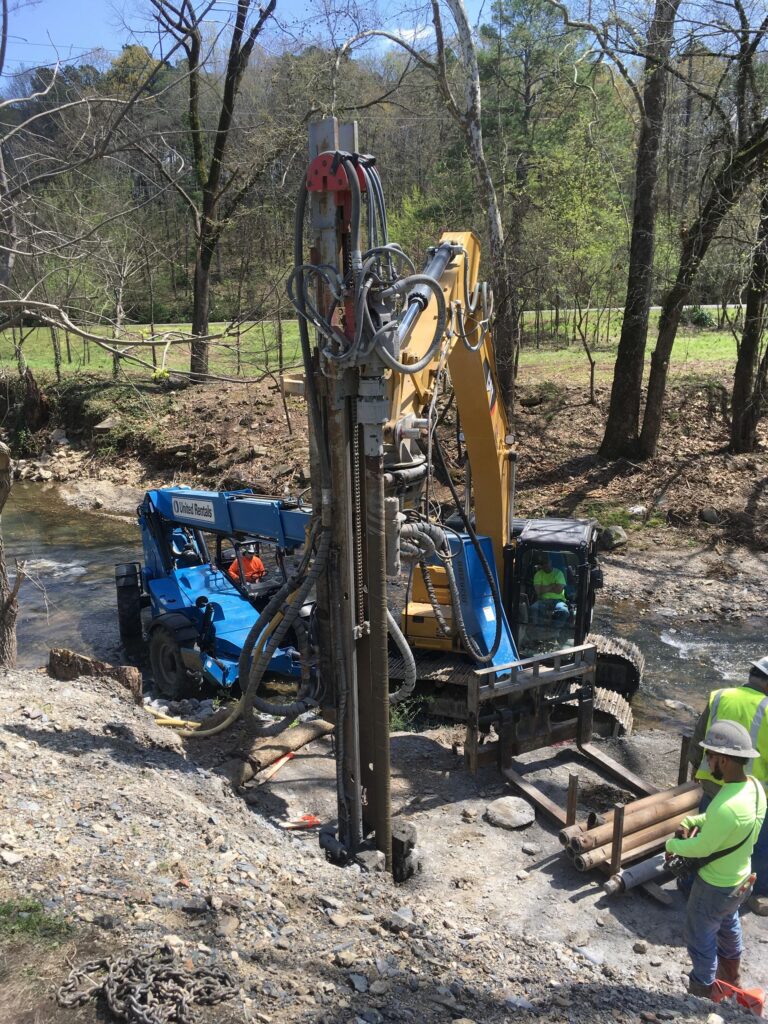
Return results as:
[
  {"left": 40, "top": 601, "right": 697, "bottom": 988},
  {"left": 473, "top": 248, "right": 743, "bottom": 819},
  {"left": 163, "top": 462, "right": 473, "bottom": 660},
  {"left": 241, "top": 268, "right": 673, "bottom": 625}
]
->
[
  {"left": 531, "top": 553, "right": 569, "bottom": 627},
  {"left": 228, "top": 543, "right": 266, "bottom": 584}
]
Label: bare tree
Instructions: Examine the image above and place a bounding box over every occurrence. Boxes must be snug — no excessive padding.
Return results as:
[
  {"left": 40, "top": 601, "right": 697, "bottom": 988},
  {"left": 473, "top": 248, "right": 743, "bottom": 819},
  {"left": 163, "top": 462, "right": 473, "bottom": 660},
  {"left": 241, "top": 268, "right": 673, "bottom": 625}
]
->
[
  {"left": 149, "top": 0, "right": 277, "bottom": 377},
  {"left": 339, "top": 0, "right": 520, "bottom": 411},
  {"left": 729, "top": 180, "right": 767, "bottom": 453},
  {"left": 638, "top": 3, "right": 768, "bottom": 457}
]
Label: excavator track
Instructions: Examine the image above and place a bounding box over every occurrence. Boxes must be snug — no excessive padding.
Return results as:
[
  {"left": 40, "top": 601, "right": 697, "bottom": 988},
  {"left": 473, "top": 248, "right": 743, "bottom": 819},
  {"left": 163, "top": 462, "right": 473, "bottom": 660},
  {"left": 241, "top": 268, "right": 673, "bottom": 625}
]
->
[
  {"left": 589, "top": 685, "right": 634, "bottom": 736},
  {"left": 586, "top": 632, "right": 644, "bottom": 701}
]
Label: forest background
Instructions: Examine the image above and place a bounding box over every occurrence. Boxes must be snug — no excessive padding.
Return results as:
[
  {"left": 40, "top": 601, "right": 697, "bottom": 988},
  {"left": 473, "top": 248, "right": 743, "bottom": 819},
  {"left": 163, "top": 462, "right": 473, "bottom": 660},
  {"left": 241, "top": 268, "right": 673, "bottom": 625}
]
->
[{"left": 0, "top": 0, "right": 767, "bottom": 463}]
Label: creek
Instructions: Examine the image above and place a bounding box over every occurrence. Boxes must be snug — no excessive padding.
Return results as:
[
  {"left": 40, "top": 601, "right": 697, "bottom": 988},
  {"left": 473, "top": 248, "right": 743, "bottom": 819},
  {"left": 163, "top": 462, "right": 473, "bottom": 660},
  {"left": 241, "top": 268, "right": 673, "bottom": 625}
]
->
[{"left": 5, "top": 482, "right": 765, "bottom": 730}]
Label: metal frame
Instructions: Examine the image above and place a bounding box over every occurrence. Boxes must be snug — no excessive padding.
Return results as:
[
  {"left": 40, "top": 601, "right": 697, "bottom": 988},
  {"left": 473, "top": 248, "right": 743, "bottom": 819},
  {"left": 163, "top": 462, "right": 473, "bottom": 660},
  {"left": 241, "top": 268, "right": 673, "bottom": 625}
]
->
[{"left": 464, "top": 643, "right": 656, "bottom": 826}]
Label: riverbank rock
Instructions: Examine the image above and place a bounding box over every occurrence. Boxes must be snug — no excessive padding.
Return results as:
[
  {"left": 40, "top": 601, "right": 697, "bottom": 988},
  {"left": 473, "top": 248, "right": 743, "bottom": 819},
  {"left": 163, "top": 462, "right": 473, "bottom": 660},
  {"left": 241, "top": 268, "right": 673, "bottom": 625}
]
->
[
  {"left": 48, "top": 647, "right": 143, "bottom": 703},
  {"left": 484, "top": 796, "right": 535, "bottom": 830}
]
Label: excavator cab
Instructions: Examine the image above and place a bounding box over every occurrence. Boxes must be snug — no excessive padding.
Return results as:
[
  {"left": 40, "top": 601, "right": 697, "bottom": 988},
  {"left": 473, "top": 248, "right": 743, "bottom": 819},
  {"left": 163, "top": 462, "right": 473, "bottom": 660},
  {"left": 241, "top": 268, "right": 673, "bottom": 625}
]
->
[
  {"left": 516, "top": 546, "right": 579, "bottom": 656},
  {"left": 507, "top": 517, "right": 642, "bottom": 700},
  {"left": 508, "top": 518, "right": 598, "bottom": 656}
]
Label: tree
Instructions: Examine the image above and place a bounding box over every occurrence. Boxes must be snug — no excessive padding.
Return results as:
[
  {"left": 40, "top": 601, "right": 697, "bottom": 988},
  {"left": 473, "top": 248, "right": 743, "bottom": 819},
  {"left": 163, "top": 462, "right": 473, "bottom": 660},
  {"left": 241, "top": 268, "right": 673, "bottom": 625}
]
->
[
  {"left": 729, "top": 181, "right": 767, "bottom": 453},
  {"left": 340, "top": 0, "right": 520, "bottom": 411},
  {"left": 597, "top": 0, "right": 682, "bottom": 458},
  {"left": 638, "top": 2, "right": 768, "bottom": 457},
  {"left": 149, "top": 0, "right": 277, "bottom": 376}
]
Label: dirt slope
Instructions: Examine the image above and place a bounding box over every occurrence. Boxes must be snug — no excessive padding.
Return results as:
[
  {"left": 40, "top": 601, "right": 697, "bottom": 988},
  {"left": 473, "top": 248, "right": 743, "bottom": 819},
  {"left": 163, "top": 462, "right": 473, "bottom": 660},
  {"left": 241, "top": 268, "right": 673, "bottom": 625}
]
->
[{"left": 1, "top": 667, "right": 765, "bottom": 1024}]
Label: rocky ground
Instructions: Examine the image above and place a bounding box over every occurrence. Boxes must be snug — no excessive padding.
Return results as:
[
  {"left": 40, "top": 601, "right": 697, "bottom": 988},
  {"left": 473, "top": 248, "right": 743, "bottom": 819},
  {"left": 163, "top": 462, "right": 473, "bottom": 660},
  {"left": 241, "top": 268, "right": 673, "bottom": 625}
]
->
[
  {"left": 1, "top": 668, "right": 766, "bottom": 1024},
  {"left": 1, "top": 368, "right": 767, "bottom": 1022}
]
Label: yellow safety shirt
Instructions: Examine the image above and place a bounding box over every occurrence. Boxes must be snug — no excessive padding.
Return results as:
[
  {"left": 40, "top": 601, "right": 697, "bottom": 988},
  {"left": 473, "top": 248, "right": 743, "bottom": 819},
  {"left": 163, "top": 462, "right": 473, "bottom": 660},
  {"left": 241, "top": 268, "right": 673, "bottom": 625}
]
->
[
  {"left": 666, "top": 777, "right": 766, "bottom": 888},
  {"left": 696, "top": 685, "right": 768, "bottom": 790},
  {"left": 534, "top": 568, "right": 566, "bottom": 601}
]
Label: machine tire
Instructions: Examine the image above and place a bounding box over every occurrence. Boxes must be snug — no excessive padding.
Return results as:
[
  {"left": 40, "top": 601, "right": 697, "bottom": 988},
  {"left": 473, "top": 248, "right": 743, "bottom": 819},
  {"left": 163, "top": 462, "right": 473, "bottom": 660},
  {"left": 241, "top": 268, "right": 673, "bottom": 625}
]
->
[
  {"left": 586, "top": 632, "right": 644, "bottom": 701},
  {"left": 115, "top": 563, "right": 143, "bottom": 641},
  {"left": 149, "top": 627, "right": 191, "bottom": 700}
]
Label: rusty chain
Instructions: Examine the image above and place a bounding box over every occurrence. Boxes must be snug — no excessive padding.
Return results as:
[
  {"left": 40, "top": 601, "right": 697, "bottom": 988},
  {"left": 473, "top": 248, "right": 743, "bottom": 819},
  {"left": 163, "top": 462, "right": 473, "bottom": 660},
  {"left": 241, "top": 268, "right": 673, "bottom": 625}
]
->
[{"left": 57, "top": 944, "right": 237, "bottom": 1024}]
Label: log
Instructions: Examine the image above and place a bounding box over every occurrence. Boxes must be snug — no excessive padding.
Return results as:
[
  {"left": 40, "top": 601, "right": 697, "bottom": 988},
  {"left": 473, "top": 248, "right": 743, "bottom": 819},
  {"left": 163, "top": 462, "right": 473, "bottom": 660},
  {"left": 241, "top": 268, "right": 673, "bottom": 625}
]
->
[
  {"left": 48, "top": 647, "right": 143, "bottom": 704},
  {"left": 572, "top": 786, "right": 701, "bottom": 851},
  {"left": 235, "top": 718, "right": 335, "bottom": 785}
]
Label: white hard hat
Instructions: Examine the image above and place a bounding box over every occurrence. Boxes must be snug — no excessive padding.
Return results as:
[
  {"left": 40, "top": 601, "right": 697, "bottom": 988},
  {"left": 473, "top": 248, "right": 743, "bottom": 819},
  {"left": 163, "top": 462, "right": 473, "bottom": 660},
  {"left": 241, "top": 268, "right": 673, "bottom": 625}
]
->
[{"left": 700, "top": 720, "right": 760, "bottom": 760}]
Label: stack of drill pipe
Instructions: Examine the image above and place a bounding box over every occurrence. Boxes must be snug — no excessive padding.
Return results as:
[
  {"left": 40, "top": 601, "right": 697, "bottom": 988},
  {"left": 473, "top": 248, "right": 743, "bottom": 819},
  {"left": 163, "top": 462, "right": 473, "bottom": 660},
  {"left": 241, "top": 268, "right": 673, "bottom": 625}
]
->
[
  {"left": 565, "top": 782, "right": 702, "bottom": 873},
  {"left": 573, "top": 812, "right": 687, "bottom": 872},
  {"left": 570, "top": 782, "right": 701, "bottom": 852}
]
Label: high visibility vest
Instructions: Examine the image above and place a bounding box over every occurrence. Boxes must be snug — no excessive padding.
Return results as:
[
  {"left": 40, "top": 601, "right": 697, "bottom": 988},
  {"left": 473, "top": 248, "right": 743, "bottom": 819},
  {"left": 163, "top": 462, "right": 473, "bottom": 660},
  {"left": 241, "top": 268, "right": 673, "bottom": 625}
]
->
[{"left": 696, "top": 685, "right": 768, "bottom": 790}]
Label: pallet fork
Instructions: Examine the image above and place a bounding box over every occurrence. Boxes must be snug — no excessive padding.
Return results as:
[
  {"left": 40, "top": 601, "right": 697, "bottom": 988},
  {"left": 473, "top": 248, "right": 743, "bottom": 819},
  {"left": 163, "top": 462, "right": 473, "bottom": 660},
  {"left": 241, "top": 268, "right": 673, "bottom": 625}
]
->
[{"left": 464, "top": 643, "right": 656, "bottom": 825}]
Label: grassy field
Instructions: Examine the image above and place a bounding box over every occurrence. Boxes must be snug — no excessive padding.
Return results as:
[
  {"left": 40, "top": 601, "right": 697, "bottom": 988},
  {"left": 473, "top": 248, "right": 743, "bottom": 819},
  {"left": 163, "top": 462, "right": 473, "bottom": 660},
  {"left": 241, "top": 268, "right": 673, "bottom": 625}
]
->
[
  {"left": 0, "top": 311, "right": 740, "bottom": 384},
  {"left": 0, "top": 320, "right": 304, "bottom": 378}
]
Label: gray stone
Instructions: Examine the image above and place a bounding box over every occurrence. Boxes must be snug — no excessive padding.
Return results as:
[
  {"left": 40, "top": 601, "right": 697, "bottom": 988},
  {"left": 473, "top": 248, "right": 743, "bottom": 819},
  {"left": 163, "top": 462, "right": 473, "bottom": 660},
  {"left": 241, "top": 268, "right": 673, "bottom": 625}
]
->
[
  {"left": 521, "top": 842, "right": 541, "bottom": 855},
  {"left": 215, "top": 914, "right": 239, "bottom": 937},
  {"left": 484, "top": 796, "right": 535, "bottom": 830},
  {"left": 356, "top": 849, "right": 386, "bottom": 873},
  {"left": 598, "top": 524, "right": 628, "bottom": 550},
  {"left": 383, "top": 907, "right": 414, "bottom": 933},
  {"left": 633, "top": 941, "right": 648, "bottom": 954},
  {"left": 0, "top": 851, "right": 23, "bottom": 865},
  {"left": 348, "top": 973, "right": 369, "bottom": 993},
  {"left": 700, "top": 507, "right": 719, "bottom": 525},
  {"left": 505, "top": 995, "right": 535, "bottom": 1011}
]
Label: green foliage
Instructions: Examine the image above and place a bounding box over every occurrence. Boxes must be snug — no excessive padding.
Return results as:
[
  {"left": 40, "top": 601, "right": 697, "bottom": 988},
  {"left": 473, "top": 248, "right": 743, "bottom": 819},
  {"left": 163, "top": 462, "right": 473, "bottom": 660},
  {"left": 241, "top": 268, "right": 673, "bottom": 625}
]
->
[
  {"left": 0, "top": 899, "right": 73, "bottom": 944},
  {"left": 680, "top": 305, "right": 716, "bottom": 328},
  {"left": 389, "top": 696, "right": 425, "bottom": 732}
]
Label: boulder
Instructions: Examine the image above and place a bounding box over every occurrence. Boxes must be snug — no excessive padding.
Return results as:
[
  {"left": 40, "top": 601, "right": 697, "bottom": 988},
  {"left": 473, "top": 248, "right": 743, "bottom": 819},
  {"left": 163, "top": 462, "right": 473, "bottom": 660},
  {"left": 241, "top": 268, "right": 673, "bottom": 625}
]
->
[
  {"left": 484, "top": 796, "right": 535, "bottom": 830},
  {"left": 598, "top": 524, "right": 628, "bottom": 550}
]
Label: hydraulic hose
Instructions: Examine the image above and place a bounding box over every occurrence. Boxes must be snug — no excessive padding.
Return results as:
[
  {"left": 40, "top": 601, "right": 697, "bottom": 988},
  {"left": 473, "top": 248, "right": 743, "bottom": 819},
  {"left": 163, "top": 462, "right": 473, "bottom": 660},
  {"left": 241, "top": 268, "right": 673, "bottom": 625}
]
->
[
  {"left": 432, "top": 435, "right": 503, "bottom": 661},
  {"left": 387, "top": 608, "right": 416, "bottom": 703},
  {"left": 241, "top": 527, "right": 331, "bottom": 729}
]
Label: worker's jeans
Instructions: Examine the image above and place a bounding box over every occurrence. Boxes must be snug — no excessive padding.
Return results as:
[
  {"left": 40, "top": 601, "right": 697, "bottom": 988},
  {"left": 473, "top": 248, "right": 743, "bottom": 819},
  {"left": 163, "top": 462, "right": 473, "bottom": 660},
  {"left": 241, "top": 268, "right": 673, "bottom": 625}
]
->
[
  {"left": 685, "top": 875, "right": 750, "bottom": 986},
  {"left": 531, "top": 599, "right": 568, "bottom": 626},
  {"left": 753, "top": 815, "right": 768, "bottom": 897}
]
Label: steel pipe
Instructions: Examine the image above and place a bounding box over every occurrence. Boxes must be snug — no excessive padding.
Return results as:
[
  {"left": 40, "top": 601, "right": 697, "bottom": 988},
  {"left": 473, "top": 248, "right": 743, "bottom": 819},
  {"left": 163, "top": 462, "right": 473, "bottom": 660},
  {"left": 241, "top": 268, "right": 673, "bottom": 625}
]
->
[
  {"left": 573, "top": 812, "right": 683, "bottom": 872},
  {"left": 572, "top": 786, "right": 701, "bottom": 851},
  {"left": 558, "top": 821, "right": 588, "bottom": 846},
  {"left": 604, "top": 853, "right": 671, "bottom": 895},
  {"left": 585, "top": 781, "right": 699, "bottom": 830}
]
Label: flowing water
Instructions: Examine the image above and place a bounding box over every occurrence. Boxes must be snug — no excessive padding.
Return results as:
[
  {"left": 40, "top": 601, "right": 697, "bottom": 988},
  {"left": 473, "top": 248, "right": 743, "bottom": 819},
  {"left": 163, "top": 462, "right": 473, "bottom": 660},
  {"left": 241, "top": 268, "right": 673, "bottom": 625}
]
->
[
  {"left": 4, "top": 482, "right": 765, "bottom": 730},
  {"left": 5, "top": 482, "right": 141, "bottom": 669}
]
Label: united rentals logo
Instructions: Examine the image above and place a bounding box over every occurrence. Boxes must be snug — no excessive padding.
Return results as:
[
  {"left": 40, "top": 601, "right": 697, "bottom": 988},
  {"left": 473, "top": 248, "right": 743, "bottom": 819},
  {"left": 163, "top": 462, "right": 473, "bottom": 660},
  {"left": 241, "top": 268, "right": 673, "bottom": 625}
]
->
[{"left": 171, "top": 496, "right": 215, "bottom": 523}]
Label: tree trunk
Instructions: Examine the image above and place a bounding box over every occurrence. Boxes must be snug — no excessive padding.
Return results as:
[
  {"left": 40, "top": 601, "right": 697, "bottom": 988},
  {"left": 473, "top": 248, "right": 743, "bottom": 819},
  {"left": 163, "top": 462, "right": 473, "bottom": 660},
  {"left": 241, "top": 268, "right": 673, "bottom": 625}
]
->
[
  {"left": 0, "top": 443, "right": 19, "bottom": 667},
  {"left": 730, "top": 182, "right": 768, "bottom": 453},
  {"left": 22, "top": 367, "right": 49, "bottom": 432},
  {"left": 190, "top": 233, "right": 215, "bottom": 377},
  {"left": 639, "top": 136, "right": 768, "bottom": 458},
  {"left": 599, "top": 0, "right": 681, "bottom": 460}
]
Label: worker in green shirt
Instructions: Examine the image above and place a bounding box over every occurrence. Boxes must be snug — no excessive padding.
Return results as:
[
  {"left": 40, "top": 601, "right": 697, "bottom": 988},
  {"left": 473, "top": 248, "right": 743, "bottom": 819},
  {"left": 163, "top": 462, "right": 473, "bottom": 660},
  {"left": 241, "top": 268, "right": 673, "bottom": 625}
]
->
[
  {"left": 531, "top": 553, "right": 568, "bottom": 627},
  {"left": 687, "top": 655, "right": 768, "bottom": 916},
  {"left": 666, "top": 720, "right": 766, "bottom": 998}
]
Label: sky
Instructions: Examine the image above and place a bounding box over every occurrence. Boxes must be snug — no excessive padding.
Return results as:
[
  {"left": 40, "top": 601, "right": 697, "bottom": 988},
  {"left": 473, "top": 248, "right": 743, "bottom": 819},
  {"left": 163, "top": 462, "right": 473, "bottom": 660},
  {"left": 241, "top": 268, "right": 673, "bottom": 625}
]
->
[
  {"left": 4, "top": 0, "right": 138, "bottom": 76},
  {"left": 2, "top": 0, "right": 491, "bottom": 81}
]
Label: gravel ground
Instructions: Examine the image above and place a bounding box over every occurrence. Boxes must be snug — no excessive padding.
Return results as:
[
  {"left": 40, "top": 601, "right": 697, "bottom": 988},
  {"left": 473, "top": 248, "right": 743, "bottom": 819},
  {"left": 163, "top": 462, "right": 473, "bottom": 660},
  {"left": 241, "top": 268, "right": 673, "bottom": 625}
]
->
[{"left": 0, "top": 668, "right": 766, "bottom": 1024}]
